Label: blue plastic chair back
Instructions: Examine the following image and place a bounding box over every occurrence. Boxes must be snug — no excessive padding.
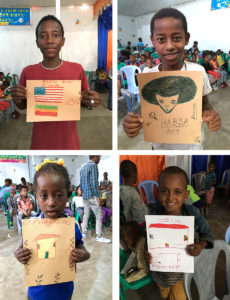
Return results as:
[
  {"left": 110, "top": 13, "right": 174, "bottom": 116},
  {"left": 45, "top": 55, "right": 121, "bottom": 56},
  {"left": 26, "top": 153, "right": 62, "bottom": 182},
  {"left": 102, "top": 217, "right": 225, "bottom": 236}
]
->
[
  {"left": 138, "top": 180, "right": 158, "bottom": 205},
  {"left": 120, "top": 65, "right": 141, "bottom": 94},
  {"left": 225, "top": 226, "right": 230, "bottom": 244}
]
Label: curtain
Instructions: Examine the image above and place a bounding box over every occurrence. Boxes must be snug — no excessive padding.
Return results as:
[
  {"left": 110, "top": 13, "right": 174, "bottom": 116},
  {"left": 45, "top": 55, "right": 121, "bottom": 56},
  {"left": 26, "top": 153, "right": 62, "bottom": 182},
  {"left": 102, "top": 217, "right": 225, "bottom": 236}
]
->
[
  {"left": 98, "top": 5, "right": 112, "bottom": 72},
  {"left": 210, "top": 155, "right": 230, "bottom": 184},
  {"left": 107, "top": 29, "right": 112, "bottom": 73},
  {"left": 191, "top": 155, "right": 208, "bottom": 176}
]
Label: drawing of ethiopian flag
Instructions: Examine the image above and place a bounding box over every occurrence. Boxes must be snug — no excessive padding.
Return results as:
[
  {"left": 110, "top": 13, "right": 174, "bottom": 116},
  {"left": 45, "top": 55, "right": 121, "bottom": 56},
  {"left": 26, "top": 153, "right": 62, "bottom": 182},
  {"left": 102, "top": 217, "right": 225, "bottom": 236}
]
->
[{"left": 26, "top": 80, "right": 81, "bottom": 122}]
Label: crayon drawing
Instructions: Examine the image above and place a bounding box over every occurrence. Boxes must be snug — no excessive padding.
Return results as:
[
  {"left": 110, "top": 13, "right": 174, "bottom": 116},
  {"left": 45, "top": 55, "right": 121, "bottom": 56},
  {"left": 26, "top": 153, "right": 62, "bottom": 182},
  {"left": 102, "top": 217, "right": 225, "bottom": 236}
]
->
[
  {"left": 145, "top": 215, "right": 194, "bottom": 273},
  {"left": 137, "top": 71, "right": 203, "bottom": 144},
  {"left": 22, "top": 218, "right": 75, "bottom": 287},
  {"left": 27, "top": 80, "right": 81, "bottom": 122}
]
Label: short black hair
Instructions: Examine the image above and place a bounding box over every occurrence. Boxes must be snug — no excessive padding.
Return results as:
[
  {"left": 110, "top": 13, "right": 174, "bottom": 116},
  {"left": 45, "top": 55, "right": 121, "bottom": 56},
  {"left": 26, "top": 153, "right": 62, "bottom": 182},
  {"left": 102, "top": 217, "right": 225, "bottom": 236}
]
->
[
  {"left": 120, "top": 160, "right": 137, "bottom": 179},
  {"left": 141, "top": 54, "right": 146, "bottom": 58},
  {"left": 5, "top": 178, "right": 12, "bottom": 185},
  {"left": 36, "top": 15, "right": 64, "bottom": 39},
  {"left": 20, "top": 185, "right": 28, "bottom": 192},
  {"left": 121, "top": 221, "right": 142, "bottom": 241},
  {"left": 142, "top": 76, "right": 197, "bottom": 106},
  {"left": 150, "top": 7, "right": 188, "bottom": 36},
  {"left": 33, "top": 163, "right": 70, "bottom": 194},
  {"left": 159, "top": 166, "right": 189, "bottom": 187},
  {"left": 208, "top": 161, "right": 216, "bottom": 167}
]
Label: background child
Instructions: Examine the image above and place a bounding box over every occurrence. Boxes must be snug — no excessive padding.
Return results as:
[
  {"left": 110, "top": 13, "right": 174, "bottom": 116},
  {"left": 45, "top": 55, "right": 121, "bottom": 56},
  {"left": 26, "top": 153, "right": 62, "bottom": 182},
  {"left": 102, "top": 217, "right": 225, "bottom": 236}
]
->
[
  {"left": 14, "top": 161, "right": 90, "bottom": 300},
  {"left": 120, "top": 160, "right": 147, "bottom": 227},
  {"left": 6, "top": 189, "right": 16, "bottom": 226},
  {"left": 143, "top": 58, "right": 155, "bottom": 73},
  {"left": 11, "top": 15, "right": 100, "bottom": 150},
  {"left": 16, "top": 185, "right": 34, "bottom": 228},
  {"left": 122, "top": 7, "right": 221, "bottom": 150},
  {"left": 72, "top": 185, "right": 84, "bottom": 223},
  {"left": 120, "top": 221, "right": 149, "bottom": 282},
  {"left": 205, "top": 161, "right": 216, "bottom": 210},
  {"left": 147, "top": 166, "right": 213, "bottom": 300}
]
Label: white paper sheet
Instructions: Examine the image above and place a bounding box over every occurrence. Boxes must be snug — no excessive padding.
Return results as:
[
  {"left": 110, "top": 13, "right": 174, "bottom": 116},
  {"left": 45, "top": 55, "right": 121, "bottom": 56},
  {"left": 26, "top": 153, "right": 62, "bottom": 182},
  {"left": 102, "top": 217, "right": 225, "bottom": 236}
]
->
[{"left": 145, "top": 215, "right": 194, "bottom": 273}]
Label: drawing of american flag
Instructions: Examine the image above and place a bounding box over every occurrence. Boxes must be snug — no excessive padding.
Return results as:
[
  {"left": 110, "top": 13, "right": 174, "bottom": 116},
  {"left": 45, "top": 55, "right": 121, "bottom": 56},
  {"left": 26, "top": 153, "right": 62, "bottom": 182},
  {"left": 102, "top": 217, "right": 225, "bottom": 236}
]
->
[{"left": 34, "top": 87, "right": 64, "bottom": 103}]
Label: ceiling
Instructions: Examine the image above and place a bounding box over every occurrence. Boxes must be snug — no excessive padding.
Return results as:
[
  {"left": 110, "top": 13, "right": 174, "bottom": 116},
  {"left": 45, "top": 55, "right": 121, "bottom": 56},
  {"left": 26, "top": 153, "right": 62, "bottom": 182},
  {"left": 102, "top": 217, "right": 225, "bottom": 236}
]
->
[
  {"left": 0, "top": 0, "right": 96, "bottom": 8},
  {"left": 118, "top": 0, "right": 195, "bottom": 17}
]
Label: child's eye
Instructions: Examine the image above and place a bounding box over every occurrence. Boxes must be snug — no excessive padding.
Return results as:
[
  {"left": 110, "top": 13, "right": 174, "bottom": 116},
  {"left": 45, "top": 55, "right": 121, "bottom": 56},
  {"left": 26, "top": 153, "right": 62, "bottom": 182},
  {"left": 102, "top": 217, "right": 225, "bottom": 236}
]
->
[
  {"left": 53, "top": 33, "right": 60, "bottom": 38},
  {"left": 55, "top": 193, "right": 64, "bottom": 198},
  {"left": 157, "top": 38, "right": 165, "bottom": 43},
  {"left": 175, "top": 190, "right": 182, "bottom": 195},
  {"left": 159, "top": 100, "right": 164, "bottom": 103},
  {"left": 160, "top": 189, "right": 167, "bottom": 194},
  {"left": 171, "top": 100, "right": 177, "bottom": 104},
  {"left": 40, "top": 34, "right": 46, "bottom": 39},
  {"left": 174, "top": 36, "right": 182, "bottom": 41},
  {"left": 40, "top": 194, "right": 48, "bottom": 200}
]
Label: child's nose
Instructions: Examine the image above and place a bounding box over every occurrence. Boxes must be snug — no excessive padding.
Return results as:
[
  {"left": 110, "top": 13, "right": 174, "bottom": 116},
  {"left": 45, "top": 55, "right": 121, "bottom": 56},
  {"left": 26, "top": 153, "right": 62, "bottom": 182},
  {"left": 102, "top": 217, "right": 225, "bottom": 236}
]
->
[
  {"left": 47, "top": 196, "right": 55, "bottom": 206},
  {"left": 165, "top": 38, "right": 174, "bottom": 50}
]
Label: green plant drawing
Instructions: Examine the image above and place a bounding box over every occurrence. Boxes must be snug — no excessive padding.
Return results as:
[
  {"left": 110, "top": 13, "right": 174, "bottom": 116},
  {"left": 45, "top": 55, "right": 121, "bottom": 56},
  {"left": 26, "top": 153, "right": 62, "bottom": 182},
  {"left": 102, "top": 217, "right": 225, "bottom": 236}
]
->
[
  {"left": 54, "top": 272, "right": 61, "bottom": 283},
  {"left": 35, "top": 274, "right": 43, "bottom": 286}
]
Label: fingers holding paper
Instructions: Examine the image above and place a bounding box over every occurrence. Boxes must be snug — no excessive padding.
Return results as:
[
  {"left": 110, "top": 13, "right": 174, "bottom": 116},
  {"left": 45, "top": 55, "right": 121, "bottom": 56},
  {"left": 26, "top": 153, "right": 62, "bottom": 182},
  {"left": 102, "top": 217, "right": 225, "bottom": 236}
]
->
[
  {"left": 123, "top": 113, "right": 143, "bottom": 138},
  {"left": 80, "top": 90, "right": 101, "bottom": 108}
]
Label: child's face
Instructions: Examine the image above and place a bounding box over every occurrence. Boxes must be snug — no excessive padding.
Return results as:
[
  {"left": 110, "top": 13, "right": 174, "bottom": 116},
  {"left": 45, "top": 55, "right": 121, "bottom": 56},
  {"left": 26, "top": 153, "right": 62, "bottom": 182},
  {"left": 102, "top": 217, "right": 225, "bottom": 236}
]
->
[
  {"left": 77, "top": 187, "right": 82, "bottom": 196},
  {"left": 10, "top": 190, "right": 15, "bottom": 198},
  {"left": 192, "top": 55, "right": 197, "bottom": 63},
  {"left": 208, "top": 164, "right": 215, "bottom": 173},
  {"left": 130, "top": 55, "right": 135, "bottom": 62},
  {"left": 146, "top": 59, "right": 153, "bottom": 68},
  {"left": 134, "top": 53, "right": 139, "bottom": 59},
  {"left": 122, "top": 231, "right": 136, "bottom": 248},
  {"left": 36, "top": 19, "right": 65, "bottom": 60},
  {"left": 150, "top": 17, "right": 189, "bottom": 70},
  {"left": 141, "top": 55, "right": 146, "bottom": 63},
  {"left": 20, "top": 188, "right": 28, "bottom": 197},
  {"left": 158, "top": 173, "right": 189, "bottom": 215},
  {"left": 36, "top": 173, "right": 68, "bottom": 219}
]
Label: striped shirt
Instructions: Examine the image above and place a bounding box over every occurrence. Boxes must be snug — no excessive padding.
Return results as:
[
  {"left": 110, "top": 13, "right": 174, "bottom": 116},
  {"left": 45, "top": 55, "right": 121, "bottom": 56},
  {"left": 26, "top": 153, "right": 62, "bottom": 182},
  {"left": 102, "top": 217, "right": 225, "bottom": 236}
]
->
[{"left": 80, "top": 160, "right": 99, "bottom": 200}]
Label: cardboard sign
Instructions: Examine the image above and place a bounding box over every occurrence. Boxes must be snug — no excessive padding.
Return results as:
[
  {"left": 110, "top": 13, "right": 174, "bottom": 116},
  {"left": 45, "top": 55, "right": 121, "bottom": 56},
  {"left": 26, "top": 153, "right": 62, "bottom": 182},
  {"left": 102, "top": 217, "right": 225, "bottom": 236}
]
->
[
  {"left": 22, "top": 218, "right": 75, "bottom": 287},
  {"left": 145, "top": 215, "right": 194, "bottom": 273},
  {"left": 137, "top": 71, "right": 203, "bottom": 144},
  {"left": 26, "top": 80, "right": 81, "bottom": 122}
]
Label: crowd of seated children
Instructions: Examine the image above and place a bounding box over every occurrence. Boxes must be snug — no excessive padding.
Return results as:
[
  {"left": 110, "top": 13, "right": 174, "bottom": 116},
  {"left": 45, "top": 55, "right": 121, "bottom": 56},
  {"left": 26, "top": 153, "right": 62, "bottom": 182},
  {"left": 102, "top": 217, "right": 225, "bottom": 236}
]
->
[
  {"left": 0, "top": 71, "right": 19, "bottom": 118},
  {"left": 120, "top": 163, "right": 214, "bottom": 299},
  {"left": 1, "top": 179, "right": 38, "bottom": 229}
]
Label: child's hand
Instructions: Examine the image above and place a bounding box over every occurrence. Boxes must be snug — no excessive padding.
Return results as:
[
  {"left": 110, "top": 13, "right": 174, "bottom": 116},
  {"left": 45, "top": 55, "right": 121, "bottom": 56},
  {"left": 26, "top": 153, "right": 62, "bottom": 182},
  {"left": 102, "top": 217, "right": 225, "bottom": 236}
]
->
[
  {"left": 14, "top": 246, "right": 32, "bottom": 264},
  {"left": 11, "top": 84, "right": 27, "bottom": 103},
  {"left": 80, "top": 90, "right": 101, "bottom": 108},
  {"left": 186, "top": 240, "right": 207, "bottom": 256},
  {"left": 144, "top": 251, "right": 152, "bottom": 264},
  {"left": 97, "top": 198, "right": 103, "bottom": 206},
  {"left": 202, "top": 110, "right": 221, "bottom": 131},
  {"left": 122, "top": 112, "right": 143, "bottom": 138},
  {"left": 70, "top": 247, "right": 89, "bottom": 263}
]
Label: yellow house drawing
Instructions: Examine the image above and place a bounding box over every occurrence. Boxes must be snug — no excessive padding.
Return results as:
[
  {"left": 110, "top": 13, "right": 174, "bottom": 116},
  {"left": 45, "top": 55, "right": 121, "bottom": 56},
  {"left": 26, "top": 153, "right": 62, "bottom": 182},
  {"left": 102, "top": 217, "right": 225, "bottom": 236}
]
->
[{"left": 33, "top": 234, "right": 60, "bottom": 259}]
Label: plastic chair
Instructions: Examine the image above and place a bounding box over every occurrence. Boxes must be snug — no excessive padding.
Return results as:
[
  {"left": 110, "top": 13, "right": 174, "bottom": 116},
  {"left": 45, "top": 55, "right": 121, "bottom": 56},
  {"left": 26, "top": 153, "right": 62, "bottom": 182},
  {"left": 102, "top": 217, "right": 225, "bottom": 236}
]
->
[
  {"left": 138, "top": 180, "right": 158, "bottom": 214},
  {"left": 120, "top": 65, "right": 141, "bottom": 112},
  {"left": 120, "top": 248, "right": 153, "bottom": 300},
  {"left": 183, "top": 240, "right": 230, "bottom": 300},
  {"left": 217, "top": 169, "right": 230, "bottom": 199},
  {"left": 192, "top": 173, "right": 206, "bottom": 195},
  {"left": 225, "top": 226, "right": 230, "bottom": 244}
]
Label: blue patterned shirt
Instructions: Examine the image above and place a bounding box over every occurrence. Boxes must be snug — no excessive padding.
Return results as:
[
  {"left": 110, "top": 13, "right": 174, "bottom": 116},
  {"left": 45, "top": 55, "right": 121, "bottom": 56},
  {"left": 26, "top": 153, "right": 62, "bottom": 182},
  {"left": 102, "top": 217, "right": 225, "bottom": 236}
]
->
[{"left": 80, "top": 160, "right": 99, "bottom": 200}]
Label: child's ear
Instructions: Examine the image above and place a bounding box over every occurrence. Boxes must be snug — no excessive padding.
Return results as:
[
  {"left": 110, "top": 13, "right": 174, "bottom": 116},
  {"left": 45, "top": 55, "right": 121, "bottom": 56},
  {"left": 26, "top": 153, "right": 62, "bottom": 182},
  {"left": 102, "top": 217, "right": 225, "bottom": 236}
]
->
[
  {"left": 185, "top": 32, "right": 190, "bottom": 46},
  {"left": 61, "top": 37, "right": 65, "bottom": 47}
]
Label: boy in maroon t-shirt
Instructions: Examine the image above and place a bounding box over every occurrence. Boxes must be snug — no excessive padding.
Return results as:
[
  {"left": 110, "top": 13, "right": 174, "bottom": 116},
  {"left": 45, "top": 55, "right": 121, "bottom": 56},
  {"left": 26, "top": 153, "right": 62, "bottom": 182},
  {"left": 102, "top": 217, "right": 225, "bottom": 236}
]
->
[{"left": 11, "top": 15, "right": 101, "bottom": 150}]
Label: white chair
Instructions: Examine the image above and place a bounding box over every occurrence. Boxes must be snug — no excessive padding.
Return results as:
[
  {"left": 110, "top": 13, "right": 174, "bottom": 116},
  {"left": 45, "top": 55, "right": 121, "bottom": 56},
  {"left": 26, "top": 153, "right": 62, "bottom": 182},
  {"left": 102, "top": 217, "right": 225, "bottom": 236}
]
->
[
  {"left": 120, "top": 65, "right": 141, "bottom": 112},
  {"left": 183, "top": 240, "right": 230, "bottom": 300}
]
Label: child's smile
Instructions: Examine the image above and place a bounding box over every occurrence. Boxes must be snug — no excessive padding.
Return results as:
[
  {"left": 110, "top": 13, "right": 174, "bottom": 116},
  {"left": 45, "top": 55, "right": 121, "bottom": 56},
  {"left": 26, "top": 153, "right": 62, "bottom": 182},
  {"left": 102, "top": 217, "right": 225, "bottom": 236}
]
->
[
  {"left": 151, "top": 17, "right": 189, "bottom": 70},
  {"left": 158, "top": 173, "right": 189, "bottom": 215},
  {"left": 36, "top": 173, "right": 68, "bottom": 219}
]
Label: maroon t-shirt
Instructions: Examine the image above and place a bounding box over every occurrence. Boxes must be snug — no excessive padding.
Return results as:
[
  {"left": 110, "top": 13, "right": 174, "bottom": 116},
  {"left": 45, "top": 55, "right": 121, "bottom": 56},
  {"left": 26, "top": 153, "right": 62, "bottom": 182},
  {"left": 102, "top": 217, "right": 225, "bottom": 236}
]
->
[{"left": 20, "top": 61, "right": 89, "bottom": 150}]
